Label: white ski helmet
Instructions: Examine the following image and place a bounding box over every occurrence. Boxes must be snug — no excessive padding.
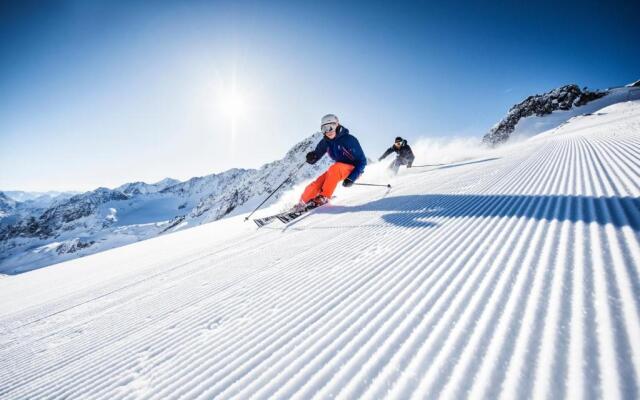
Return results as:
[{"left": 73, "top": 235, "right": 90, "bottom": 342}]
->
[{"left": 321, "top": 114, "right": 339, "bottom": 133}]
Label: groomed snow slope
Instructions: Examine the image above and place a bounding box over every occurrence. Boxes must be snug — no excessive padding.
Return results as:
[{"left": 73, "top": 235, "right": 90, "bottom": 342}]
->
[{"left": 1, "top": 101, "right": 639, "bottom": 399}]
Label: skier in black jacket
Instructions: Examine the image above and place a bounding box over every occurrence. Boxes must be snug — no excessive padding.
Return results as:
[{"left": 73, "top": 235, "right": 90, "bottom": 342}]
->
[{"left": 379, "top": 137, "right": 415, "bottom": 174}]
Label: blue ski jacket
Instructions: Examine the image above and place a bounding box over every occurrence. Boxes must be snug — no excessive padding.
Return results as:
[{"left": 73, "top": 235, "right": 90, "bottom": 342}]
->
[{"left": 310, "top": 126, "right": 367, "bottom": 182}]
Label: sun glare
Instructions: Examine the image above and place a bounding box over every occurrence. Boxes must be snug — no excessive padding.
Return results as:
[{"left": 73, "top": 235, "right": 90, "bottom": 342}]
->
[
  {"left": 214, "top": 79, "right": 251, "bottom": 143},
  {"left": 222, "top": 90, "right": 246, "bottom": 118},
  {"left": 211, "top": 71, "right": 262, "bottom": 144}
]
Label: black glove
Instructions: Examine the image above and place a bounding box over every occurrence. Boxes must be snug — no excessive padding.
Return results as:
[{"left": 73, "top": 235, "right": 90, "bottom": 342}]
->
[
  {"left": 407, "top": 162, "right": 412, "bottom": 168},
  {"left": 342, "top": 178, "right": 354, "bottom": 187},
  {"left": 306, "top": 152, "right": 319, "bottom": 165},
  {"left": 378, "top": 157, "right": 383, "bottom": 162}
]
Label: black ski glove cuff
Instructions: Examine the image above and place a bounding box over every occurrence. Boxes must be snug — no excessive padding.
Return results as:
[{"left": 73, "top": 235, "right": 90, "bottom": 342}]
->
[{"left": 342, "top": 178, "right": 354, "bottom": 187}]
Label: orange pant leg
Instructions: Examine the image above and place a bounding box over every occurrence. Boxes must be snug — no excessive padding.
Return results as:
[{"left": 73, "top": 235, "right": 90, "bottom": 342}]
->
[
  {"left": 300, "top": 170, "right": 327, "bottom": 203},
  {"left": 300, "top": 162, "right": 355, "bottom": 203},
  {"left": 320, "top": 162, "right": 355, "bottom": 198}
]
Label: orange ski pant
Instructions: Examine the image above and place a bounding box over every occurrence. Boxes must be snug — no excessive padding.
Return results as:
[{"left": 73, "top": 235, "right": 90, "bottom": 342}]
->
[{"left": 301, "top": 162, "right": 355, "bottom": 203}]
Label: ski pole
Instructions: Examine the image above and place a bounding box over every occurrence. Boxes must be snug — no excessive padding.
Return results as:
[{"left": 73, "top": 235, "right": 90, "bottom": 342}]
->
[
  {"left": 244, "top": 162, "right": 306, "bottom": 222},
  {"left": 353, "top": 182, "right": 392, "bottom": 188},
  {"left": 411, "top": 163, "right": 444, "bottom": 168}
]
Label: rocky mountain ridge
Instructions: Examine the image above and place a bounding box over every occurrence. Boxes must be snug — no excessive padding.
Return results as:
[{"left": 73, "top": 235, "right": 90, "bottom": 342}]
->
[
  {"left": 0, "top": 132, "right": 330, "bottom": 273},
  {"left": 482, "top": 84, "right": 608, "bottom": 145},
  {"left": 483, "top": 81, "right": 640, "bottom": 145}
]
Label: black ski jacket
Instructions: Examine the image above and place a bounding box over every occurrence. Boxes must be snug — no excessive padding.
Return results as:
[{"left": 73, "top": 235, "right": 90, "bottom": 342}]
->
[{"left": 379, "top": 140, "right": 415, "bottom": 165}]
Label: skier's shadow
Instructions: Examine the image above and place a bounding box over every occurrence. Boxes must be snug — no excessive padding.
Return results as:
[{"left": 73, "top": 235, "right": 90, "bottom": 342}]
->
[{"left": 316, "top": 194, "right": 640, "bottom": 230}]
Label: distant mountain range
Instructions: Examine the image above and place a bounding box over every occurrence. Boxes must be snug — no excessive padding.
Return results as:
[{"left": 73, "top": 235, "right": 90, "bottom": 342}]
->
[
  {"left": 2, "top": 190, "right": 79, "bottom": 202},
  {"left": 3, "top": 80, "right": 639, "bottom": 274},
  {"left": 482, "top": 80, "right": 640, "bottom": 145},
  {"left": 0, "top": 132, "right": 331, "bottom": 274}
]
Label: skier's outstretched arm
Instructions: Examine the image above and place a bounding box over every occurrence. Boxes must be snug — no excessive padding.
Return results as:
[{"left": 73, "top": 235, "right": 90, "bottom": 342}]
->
[
  {"left": 306, "top": 139, "right": 328, "bottom": 164},
  {"left": 378, "top": 147, "right": 393, "bottom": 161}
]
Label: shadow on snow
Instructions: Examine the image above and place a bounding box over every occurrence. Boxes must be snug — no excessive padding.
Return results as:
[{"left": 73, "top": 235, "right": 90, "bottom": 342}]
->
[{"left": 318, "top": 194, "right": 640, "bottom": 229}]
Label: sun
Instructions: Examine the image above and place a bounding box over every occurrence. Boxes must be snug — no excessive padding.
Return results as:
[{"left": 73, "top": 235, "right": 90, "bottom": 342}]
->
[
  {"left": 223, "top": 90, "right": 246, "bottom": 118},
  {"left": 211, "top": 74, "right": 260, "bottom": 140},
  {"left": 218, "top": 82, "right": 248, "bottom": 120}
]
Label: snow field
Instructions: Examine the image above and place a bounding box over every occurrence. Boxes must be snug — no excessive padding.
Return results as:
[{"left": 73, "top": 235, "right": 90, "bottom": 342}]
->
[{"left": 1, "top": 101, "right": 639, "bottom": 399}]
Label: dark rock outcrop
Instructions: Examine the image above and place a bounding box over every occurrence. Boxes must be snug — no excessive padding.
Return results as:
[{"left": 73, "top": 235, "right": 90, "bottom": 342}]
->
[{"left": 483, "top": 84, "right": 607, "bottom": 146}]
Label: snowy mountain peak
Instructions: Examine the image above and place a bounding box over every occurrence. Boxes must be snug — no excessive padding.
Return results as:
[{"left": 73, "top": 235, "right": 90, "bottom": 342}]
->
[
  {"left": 0, "top": 192, "right": 18, "bottom": 217},
  {"left": 483, "top": 81, "right": 640, "bottom": 146},
  {"left": 483, "top": 84, "right": 608, "bottom": 145},
  {"left": 154, "top": 177, "right": 181, "bottom": 186},
  {"left": 116, "top": 178, "right": 180, "bottom": 196},
  {"left": 0, "top": 191, "right": 17, "bottom": 206}
]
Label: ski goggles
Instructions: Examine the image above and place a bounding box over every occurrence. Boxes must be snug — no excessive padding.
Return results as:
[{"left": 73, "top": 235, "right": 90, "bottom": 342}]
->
[{"left": 321, "top": 122, "right": 338, "bottom": 134}]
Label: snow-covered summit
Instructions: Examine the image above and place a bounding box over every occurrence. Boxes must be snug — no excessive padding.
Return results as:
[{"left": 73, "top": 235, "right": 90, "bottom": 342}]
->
[
  {"left": 116, "top": 178, "right": 180, "bottom": 196},
  {"left": 0, "top": 192, "right": 18, "bottom": 218},
  {"left": 627, "top": 79, "right": 640, "bottom": 88},
  {"left": 483, "top": 81, "right": 640, "bottom": 145}
]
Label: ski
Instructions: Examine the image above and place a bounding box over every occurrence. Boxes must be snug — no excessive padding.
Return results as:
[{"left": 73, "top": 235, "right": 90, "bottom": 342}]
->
[
  {"left": 252, "top": 208, "right": 310, "bottom": 227},
  {"left": 276, "top": 203, "right": 324, "bottom": 224},
  {"left": 253, "top": 202, "right": 324, "bottom": 227},
  {"left": 253, "top": 214, "right": 281, "bottom": 227},
  {"left": 276, "top": 209, "right": 312, "bottom": 224}
]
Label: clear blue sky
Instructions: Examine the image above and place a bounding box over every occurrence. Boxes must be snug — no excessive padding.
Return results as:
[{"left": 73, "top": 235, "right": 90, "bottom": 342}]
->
[{"left": 1, "top": 0, "right": 638, "bottom": 192}]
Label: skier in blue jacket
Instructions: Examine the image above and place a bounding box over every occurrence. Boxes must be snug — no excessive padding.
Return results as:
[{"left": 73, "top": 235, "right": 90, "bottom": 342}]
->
[{"left": 298, "top": 114, "right": 367, "bottom": 209}]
